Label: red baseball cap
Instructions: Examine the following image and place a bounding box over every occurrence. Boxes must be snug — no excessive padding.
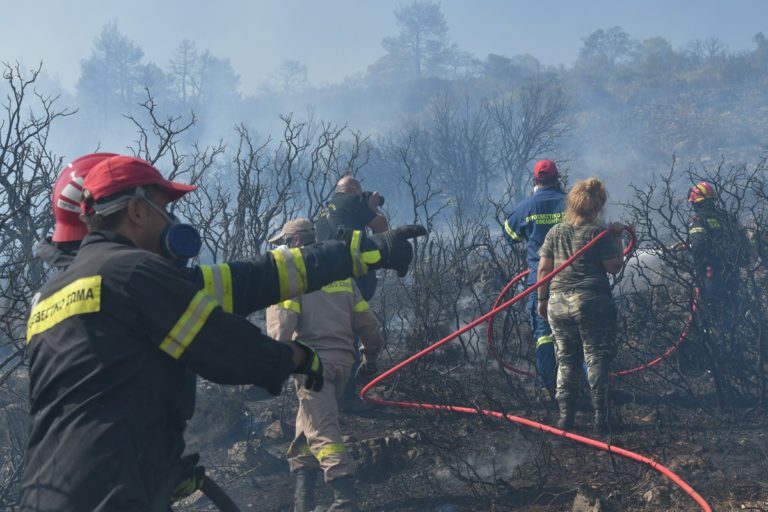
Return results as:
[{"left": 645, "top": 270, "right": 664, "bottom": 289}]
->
[
  {"left": 83, "top": 155, "right": 196, "bottom": 204},
  {"left": 533, "top": 159, "right": 559, "bottom": 179}
]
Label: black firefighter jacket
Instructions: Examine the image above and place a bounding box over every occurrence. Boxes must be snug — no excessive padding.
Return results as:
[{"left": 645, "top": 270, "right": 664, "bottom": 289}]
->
[{"left": 20, "top": 230, "right": 355, "bottom": 512}]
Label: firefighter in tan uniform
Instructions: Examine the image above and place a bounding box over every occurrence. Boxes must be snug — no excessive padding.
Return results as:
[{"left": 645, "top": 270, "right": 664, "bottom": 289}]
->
[{"left": 267, "top": 219, "right": 384, "bottom": 512}]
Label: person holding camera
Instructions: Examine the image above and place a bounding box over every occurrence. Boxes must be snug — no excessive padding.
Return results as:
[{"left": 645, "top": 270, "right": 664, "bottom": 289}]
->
[
  {"left": 315, "top": 177, "right": 389, "bottom": 415},
  {"left": 315, "top": 176, "right": 389, "bottom": 301}
]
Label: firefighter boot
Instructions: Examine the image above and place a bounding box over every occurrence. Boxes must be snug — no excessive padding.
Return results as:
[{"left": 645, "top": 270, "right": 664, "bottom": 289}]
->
[
  {"left": 592, "top": 394, "right": 610, "bottom": 436},
  {"left": 293, "top": 469, "right": 318, "bottom": 512},
  {"left": 556, "top": 396, "right": 575, "bottom": 430},
  {"left": 326, "top": 476, "right": 358, "bottom": 512}
]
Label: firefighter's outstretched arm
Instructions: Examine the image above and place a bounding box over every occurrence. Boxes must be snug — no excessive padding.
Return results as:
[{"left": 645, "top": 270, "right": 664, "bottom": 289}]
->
[
  {"left": 134, "top": 257, "right": 322, "bottom": 394},
  {"left": 191, "top": 224, "right": 427, "bottom": 316}
]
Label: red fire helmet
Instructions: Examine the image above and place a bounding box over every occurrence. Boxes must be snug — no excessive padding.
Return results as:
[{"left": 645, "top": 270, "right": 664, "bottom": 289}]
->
[{"left": 52, "top": 153, "right": 118, "bottom": 242}]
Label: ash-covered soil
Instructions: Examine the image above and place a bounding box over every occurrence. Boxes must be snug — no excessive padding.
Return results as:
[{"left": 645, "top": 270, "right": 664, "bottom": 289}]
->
[{"left": 178, "top": 372, "right": 768, "bottom": 512}]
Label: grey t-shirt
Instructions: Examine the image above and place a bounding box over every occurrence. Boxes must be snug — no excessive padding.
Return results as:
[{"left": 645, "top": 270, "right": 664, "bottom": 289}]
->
[{"left": 539, "top": 222, "right": 621, "bottom": 294}]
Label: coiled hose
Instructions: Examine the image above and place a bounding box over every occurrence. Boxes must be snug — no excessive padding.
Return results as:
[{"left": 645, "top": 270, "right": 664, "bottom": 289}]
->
[{"left": 361, "top": 226, "right": 712, "bottom": 512}]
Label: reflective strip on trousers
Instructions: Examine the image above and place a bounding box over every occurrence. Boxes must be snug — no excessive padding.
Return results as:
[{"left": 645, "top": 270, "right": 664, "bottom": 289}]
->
[
  {"left": 160, "top": 291, "right": 219, "bottom": 359},
  {"left": 536, "top": 334, "right": 554, "bottom": 348},
  {"left": 315, "top": 443, "right": 348, "bottom": 461},
  {"left": 287, "top": 443, "right": 347, "bottom": 461},
  {"left": 199, "top": 264, "right": 233, "bottom": 313},
  {"left": 271, "top": 246, "right": 308, "bottom": 300},
  {"left": 288, "top": 444, "right": 314, "bottom": 458}
]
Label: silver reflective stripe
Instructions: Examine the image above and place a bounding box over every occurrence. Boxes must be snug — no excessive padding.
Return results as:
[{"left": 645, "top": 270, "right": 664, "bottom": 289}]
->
[
  {"left": 271, "top": 246, "right": 307, "bottom": 299},
  {"left": 159, "top": 291, "right": 219, "bottom": 359},
  {"left": 201, "top": 264, "right": 233, "bottom": 313}
]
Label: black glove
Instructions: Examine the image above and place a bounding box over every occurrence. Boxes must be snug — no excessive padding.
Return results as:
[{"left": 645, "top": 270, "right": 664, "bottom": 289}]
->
[
  {"left": 355, "top": 358, "right": 378, "bottom": 381},
  {"left": 344, "top": 224, "right": 427, "bottom": 278},
  {"left": 293, "top": 340, "right": 324, "bottom": 392}
]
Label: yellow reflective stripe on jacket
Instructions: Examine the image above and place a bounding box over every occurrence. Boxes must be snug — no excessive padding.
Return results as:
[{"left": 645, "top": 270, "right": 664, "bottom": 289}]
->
[
  {"left": 362, "top": 249, "right": 381, "bottom": 264},
  {"left": 349, "top": 230, "right": 381, "bottom": 278},
  {"left": 27, "top": 276, "right": 102, "bottom": 342},
  {"left": 315, "top": 443, "right": 348, "bottom": 460},
  {"left": 689, "top": 227, "right": 706, "bottom": 234},
  {"left": 350, "top": 230, "right": 366, "bottom": 277},
  {"left": 706, "top": 218, "right": 721, "bottom": 229},
  {"left": 536, "top": 334, "right": 554, "bottom": 348},
  {"left": 199, "top": 264, "right": 233, "bottom": 313},
  {"left": 271, "top": 246, "right": 308, "bottom": 300},
  {"left": 524, "top": 212, "right": 563, "bottom": 225},
  {"left": 287, "top": 444, "right": 313, "bottom": 457},
  {"left": 321, "top": 278, "right": 353, "bottom": 294},
  {"left": 354, "top": 300, "right": 370, "bottom": 313},
  {"left": 504, "top": 220, "right": 522, "bottom": 241},
  {"left": 159, "top": 290, "right": 218, "bottom": 359},
  {"left": 279, "top": 299, "right": 301, "bottom": 314}
]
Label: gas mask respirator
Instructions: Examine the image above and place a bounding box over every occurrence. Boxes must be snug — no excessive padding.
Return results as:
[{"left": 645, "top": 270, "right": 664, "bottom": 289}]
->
[{"left": 141, "top": 197, "right": 202, "bottom": 266}]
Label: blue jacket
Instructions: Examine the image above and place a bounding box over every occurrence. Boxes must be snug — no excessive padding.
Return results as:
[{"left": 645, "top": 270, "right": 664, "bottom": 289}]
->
[{"left": 504, "top": 187, "right": 566, "bottom": 282}]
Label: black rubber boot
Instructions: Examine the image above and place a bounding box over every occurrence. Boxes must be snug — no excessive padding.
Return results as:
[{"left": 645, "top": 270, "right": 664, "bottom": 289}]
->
[
  {"left": 592, "top": 394, "right": 610, "bottom": 435},
  {"left": 594, "top": 410, "right": 608, "bottom": 435},
  {"left": 293, "top": 469, "right": 318, "bottom": 512},
  {"left": 546, "top": 385, "right": 557, "bottom": 402},
  {"left": 325, "top": 476, "right": 358, "bottom": 512},
  {"left": 556, "top": 396, "right": 575, "bottom": 430}
]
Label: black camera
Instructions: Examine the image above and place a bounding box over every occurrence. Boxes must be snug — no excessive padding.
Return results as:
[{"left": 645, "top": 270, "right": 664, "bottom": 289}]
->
[{"left": 362, "top": 190, "right": 385, "bottom": 207}]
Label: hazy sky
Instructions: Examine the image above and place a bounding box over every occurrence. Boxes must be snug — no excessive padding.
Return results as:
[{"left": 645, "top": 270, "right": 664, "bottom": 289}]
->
[{"left": 4, "top": 0, "right": 767, "bottom": 94}]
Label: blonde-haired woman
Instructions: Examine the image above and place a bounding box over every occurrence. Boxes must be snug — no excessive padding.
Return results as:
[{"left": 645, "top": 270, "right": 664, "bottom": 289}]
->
[{"left": 537, "top": 177, "right": 626, "bottom": 434}]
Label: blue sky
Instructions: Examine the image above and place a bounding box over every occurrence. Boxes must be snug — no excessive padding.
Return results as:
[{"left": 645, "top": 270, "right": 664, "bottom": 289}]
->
[{"left": 4, "top": 0, "right": 767, "bottom": 94}]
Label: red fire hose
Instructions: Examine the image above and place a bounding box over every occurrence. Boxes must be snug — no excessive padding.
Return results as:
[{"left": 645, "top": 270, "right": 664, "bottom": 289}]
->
[
  {"left": 361, "top": 226, "right": 713, "bottom": 512},
  {"left": 612, "top": 287, "right": 698, "bottom": 377},
  {"left": 485, "top": 269, "right": 535, "bottom": 377}
]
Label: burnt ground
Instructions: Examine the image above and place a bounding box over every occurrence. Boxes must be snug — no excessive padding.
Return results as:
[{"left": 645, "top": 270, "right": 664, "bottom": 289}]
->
[{"left": 179, "top": 368, "right": 768, "bottom": 512}]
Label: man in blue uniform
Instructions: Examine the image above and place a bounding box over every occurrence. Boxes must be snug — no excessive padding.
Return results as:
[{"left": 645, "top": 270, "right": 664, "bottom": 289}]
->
[{"left": 503, "top": 159, "right": 566, "bottom": 400}]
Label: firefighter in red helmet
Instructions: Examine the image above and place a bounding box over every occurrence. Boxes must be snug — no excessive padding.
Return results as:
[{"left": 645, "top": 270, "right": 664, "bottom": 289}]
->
[
  {"left": 36, "top": 153, "right": 118, "bottom": 268},
  {"left": 683, "top": 180, "right": 746, "bottom": 378},
  {"left": 686, "top": 181, "right": 732, "bottom": 300},
  {"left": 21, "top": 155, "right": 426, "bottom": 511}
]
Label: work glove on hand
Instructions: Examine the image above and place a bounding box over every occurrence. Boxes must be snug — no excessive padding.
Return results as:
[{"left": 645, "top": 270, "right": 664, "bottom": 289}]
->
[
  {"left": 293, "top": 340, "right": 324, "bottom": 392},
  {"left": 342, "top": 224, "right": 427, "bottom": 278},
  {"left": 355, "top": 358, "right": 378, "bottom": 381},
  {"left": 171, "top": 454, "right": 205, "bottom": 502}
]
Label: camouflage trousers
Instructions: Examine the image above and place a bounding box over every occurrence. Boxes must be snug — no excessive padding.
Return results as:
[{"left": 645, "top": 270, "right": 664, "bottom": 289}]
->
[{"left": 547, "top": 290, "right": 617, "bottom": 406}]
